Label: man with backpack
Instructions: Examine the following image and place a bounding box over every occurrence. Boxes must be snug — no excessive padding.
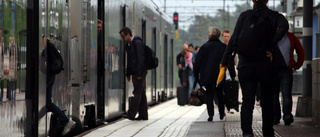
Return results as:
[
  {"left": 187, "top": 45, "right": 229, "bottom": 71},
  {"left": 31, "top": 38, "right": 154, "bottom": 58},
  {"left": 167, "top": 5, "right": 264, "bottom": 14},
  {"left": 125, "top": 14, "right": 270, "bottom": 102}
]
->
[
  {"left": 220, "top": 0, "right": 289, "bottom": 136},
  {"left": 119, "top": 27, "right": 148, "bottom": 120},
  {"left": 39, "top": 39, "right": 76, "bottom": 136}
]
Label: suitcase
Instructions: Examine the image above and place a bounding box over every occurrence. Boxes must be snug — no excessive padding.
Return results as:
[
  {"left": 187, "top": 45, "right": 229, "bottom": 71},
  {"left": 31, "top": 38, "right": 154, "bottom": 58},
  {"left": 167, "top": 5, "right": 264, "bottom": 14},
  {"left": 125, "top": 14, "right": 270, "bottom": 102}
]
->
[
  {"left": 224, "top": 80, "right": 239, "bottom": 112},
  {"left": 177, "top": 86, "right": 188, "bottom": 106}
]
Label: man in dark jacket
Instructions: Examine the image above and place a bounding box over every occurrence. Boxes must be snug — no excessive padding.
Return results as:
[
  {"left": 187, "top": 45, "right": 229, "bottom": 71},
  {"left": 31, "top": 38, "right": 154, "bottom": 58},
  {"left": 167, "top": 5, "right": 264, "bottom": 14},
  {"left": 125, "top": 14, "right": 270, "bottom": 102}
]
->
[
  {"left": 194, "top": 27, "right": 226, "bottom": 122},
  {"left": 220, "top": 0, "right": 289, "bottom": 136},
  {"left": 119, "top": 27, "right": 148, "bottom": 120}
]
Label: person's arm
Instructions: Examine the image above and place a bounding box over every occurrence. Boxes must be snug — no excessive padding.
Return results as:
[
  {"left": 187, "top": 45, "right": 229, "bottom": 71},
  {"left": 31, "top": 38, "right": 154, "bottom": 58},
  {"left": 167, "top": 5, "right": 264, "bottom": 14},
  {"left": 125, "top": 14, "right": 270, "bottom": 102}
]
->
[
  {"left": 270, "top": 13, "right": 289, "bottom": 50},
  {"left": 293, "top": 34, "right": 305, "bottom": 70},
  {"left": 193, "top": 45, "right": 205, "bottom": 80},
  {"left": 134, "top": 39, "right": 145, "bottom": 77},
  {"left": 227, "top": 54, "right": 236, "bottom": 80}
]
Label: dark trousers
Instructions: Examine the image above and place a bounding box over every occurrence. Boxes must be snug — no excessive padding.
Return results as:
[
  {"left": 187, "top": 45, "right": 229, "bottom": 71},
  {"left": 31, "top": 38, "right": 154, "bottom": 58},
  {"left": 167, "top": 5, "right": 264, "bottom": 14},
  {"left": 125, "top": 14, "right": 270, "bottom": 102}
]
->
[
  {"left": 128, "top": 70, "right": 148, "bottom": 119},
  {"left": 274, "top": 68, "right": 293, "bottom": 122},
  {"left": 238, "top": 66, "right": 277, "bottom": 136},
  {"left": 46, "top": 74, "right": 69, "bottom": 125},
  {"left": 205, "top": 82, "right": 225, "bottom": 117}
]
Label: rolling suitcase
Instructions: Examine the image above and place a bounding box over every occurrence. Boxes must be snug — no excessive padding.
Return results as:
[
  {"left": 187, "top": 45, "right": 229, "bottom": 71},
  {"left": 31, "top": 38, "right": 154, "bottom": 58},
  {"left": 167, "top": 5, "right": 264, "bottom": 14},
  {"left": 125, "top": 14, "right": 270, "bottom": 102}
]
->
[
  {"left": 177, "top": 86, "right": 188, "bottom": 106},
  {"left": 224, "top": 80, "right": 239, "bottom": 112}
]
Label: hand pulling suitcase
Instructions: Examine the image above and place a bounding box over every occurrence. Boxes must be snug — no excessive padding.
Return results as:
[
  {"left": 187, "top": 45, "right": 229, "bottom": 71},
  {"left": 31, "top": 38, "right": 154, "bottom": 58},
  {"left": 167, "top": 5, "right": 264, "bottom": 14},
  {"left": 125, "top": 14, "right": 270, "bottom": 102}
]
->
[
  {"left": 224, "top": 80, "right": 239, "bottom": 112},
  {"left": 177, "top": 86, "right": 188, "bottom": 106}
]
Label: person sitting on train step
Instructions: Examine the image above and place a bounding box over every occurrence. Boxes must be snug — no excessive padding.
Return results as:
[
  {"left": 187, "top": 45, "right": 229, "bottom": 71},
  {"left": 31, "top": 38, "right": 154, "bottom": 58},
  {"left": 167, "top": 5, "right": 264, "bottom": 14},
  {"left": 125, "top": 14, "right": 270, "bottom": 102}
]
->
[
  {"left": 194, "top": 27, "right": 226, "bottom": 122},
  {"left": 119, "top": 27, "right": 148, "bottom": 120}
]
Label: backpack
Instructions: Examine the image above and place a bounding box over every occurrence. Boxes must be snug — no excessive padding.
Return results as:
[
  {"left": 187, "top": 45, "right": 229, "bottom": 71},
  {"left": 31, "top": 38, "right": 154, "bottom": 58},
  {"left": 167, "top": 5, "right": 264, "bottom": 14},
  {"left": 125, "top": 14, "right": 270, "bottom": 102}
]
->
[
  {"left": 144, "top": 45, "right": 158, "bottom": 70},
  {"left": 42, "top": 40, "right": 64, "bottom": 75},
  {"left": 233, "top": 10, "right": 273, "bottom": 59}
]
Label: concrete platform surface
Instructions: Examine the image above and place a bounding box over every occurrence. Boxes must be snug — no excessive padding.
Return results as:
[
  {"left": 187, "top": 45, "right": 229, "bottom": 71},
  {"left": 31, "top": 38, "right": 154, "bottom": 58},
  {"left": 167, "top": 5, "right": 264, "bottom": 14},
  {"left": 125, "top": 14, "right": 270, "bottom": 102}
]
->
[{"left": 78, "top": 95, "right": 320, "bottom": 137}]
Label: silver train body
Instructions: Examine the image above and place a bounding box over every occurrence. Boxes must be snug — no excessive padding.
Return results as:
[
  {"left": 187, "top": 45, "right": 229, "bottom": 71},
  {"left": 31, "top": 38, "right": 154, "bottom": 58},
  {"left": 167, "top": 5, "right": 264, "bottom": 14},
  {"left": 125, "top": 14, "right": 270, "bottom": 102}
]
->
[{"left": 0, "top": 0, "right": 176, "bottom": 136}]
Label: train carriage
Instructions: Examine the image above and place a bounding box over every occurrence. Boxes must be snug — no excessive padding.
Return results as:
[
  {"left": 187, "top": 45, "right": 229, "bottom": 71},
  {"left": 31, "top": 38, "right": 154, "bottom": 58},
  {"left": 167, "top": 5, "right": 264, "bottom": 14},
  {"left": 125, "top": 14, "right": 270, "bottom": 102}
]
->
[{"left": 0, "top": 0, "right": 176, "bottom": 136}]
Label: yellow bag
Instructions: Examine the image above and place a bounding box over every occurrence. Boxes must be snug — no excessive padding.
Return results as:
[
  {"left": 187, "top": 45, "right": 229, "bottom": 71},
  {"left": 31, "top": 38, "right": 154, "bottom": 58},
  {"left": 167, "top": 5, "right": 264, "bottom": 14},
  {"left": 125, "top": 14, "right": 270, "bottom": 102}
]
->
[{"left": 216, "top": 66, "right": 226, "bottom": 85}]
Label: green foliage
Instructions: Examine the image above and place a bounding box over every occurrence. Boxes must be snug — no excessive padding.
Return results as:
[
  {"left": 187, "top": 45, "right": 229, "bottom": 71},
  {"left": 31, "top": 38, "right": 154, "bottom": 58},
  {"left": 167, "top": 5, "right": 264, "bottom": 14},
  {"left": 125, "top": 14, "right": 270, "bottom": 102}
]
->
[
  {"left": 1, "top": 1, "right": 26, "bottom": 48},
  {"left": 175, "top": 3, "right": 254, "bottom": 49}
]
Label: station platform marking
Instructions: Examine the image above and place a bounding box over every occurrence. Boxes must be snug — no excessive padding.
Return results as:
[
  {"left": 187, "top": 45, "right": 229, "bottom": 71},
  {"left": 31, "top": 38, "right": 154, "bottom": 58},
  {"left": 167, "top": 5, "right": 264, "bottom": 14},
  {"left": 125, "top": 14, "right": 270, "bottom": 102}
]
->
[{"left": 83, "top": 98, "right": 206, "bottom": 137}]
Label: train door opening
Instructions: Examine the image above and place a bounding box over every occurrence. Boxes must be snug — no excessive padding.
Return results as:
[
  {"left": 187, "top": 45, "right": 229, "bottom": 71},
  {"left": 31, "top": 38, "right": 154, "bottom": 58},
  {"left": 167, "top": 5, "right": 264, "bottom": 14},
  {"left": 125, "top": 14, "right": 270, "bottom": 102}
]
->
[
  {"left": 162, "top": 34, "right": 168, "bottom": 102},
  {"left": 121, "top": 4, "right": 127, "bottom": 114},
  {"left": 97, "top": 0, "right": 105, "bottom": 120},
  {"left": 152, "top": 27, "right": 156, "bottom": 102},
  {"left": 142, "top": 19, "right": 146, "bottom": 43},
  {"left": 169, "top": 39, "right": 174, "bottom": 98}
]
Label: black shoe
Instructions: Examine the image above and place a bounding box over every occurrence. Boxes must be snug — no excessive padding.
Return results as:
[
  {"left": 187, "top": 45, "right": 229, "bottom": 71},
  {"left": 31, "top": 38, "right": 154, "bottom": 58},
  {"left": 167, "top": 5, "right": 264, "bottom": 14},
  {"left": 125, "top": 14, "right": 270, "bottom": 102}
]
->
[
  {"left": 283, "top": 114, "right": 294, "bottom": 125},
  {"left": 122, "top": 115, "right": 135, "bottom": 120},
  {"left": 134, "top": 117, "right": 148, "bottom": 120},
  {"left": 273, "top": 121, "right": 280, "bottom": 125},
  {"left": 220, "top": 113, "right": 225, "bottom": 120},
  {"left": 207, "top": 116, "right": 213, "bottom": 121}
]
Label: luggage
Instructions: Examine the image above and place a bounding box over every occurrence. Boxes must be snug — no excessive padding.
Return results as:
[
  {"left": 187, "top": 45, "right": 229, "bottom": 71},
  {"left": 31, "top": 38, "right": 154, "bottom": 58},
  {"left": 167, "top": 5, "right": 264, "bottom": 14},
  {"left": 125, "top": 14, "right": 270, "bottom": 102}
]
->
[
  {"left": 189, "top": 88, "right": 205, "bottom": 106},
  {"left": 177, "top": 86, "right": 188, "bottom": 106},
  {"left": 224, "top": 80, "right": 239, "bottom": 112}
]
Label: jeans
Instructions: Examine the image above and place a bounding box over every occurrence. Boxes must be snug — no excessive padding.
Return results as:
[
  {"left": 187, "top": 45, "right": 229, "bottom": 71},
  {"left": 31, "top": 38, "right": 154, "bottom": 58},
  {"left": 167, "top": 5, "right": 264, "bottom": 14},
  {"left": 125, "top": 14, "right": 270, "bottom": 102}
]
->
[
  {"left": 188, "top": 69, "right": 199, "bottom": 99},
  {"left": 274, "top": 68, "right": 293, "bottom": 122},
  {"left": 46, "top": 74, "right": 69, "bottom": 126},
  {"left": 238, "top": 65, "right": 277, "bottom": 136}
]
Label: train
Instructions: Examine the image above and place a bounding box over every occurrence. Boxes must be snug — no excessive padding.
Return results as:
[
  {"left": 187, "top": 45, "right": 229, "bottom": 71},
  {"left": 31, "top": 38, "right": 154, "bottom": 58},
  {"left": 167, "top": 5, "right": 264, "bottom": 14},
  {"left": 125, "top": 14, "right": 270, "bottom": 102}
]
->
[{"left": 0, "top": 0, "right": 176, "bottom": 136}]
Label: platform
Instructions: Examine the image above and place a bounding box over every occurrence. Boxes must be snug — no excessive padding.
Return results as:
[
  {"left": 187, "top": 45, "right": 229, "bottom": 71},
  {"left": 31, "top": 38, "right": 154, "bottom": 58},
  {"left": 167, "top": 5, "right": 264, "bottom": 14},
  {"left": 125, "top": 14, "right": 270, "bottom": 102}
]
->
[{"left": 78, "top": 95, "right": 320, "bottom": 137}]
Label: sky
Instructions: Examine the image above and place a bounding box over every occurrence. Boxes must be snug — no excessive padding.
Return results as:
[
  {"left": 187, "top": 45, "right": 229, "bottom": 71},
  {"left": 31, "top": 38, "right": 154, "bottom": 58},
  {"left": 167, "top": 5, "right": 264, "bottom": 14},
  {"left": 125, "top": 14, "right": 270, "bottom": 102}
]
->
[{"left": 152, "top": 0, "right": 282, "bottom": 30}]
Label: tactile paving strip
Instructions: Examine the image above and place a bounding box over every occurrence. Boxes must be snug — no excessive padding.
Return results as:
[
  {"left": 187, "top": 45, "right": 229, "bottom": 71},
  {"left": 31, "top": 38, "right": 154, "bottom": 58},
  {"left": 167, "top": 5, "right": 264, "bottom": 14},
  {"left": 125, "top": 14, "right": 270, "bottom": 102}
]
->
[{"left": 224, "top": 106, "right": 282, "bottom": 137}]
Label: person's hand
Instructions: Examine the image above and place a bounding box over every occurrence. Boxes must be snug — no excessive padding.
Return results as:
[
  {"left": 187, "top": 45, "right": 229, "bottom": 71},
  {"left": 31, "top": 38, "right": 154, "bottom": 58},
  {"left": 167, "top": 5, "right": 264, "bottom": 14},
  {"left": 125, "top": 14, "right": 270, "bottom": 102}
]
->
[
  {"left": 291, "top": 66, "right": 297, "bottom": 73},
  {"left": 183, "top": 82, "right": 186, "bottom": 86},
  {"left": 127, "top": 76, "right": 131, "bottom": 82},
  {"left": 219, "top": 64, "right": 224, "bottom": 69},
  {"left": 266, "top": 51, "right": 273, "bottom": 62},
  {"left": 178, "top": 64, "right": 182, "bottom": 69},
  {"left": 137, "top": 76, "right": 142, "bottom": 80}
]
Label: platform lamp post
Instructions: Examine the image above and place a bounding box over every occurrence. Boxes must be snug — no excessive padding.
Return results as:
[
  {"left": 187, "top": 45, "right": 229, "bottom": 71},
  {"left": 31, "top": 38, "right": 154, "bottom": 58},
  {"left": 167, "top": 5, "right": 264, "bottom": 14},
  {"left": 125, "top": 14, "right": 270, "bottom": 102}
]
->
[{"left": 296, "top": 0, "right": 313, "bottom": 117}]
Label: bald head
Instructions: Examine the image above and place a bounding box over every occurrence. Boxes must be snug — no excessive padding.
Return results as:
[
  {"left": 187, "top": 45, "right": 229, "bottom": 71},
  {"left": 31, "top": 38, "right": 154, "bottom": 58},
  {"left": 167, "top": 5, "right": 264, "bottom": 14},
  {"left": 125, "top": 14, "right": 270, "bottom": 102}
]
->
[{"left": 182, "top": 44, "right": 188, "bottom": 49}]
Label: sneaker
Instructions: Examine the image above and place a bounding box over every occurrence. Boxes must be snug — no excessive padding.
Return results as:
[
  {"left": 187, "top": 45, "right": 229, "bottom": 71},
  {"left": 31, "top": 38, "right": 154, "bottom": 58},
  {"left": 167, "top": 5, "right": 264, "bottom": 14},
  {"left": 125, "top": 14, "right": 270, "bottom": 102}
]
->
[{"left": 62, "top": 119, "right": 76, "bottom": 136}]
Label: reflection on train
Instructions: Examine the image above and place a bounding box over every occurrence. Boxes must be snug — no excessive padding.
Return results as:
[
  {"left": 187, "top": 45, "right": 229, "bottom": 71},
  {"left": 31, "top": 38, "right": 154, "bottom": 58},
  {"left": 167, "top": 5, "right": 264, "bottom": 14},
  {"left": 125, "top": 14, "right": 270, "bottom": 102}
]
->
[{"left": 0, "top": 0, "right": 176, "bottom": 136}]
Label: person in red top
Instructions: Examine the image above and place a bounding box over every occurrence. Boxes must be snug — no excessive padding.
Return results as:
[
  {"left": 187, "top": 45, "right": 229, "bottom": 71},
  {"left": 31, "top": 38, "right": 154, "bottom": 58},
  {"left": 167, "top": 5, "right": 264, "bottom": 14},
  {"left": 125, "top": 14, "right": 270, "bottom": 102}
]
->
[{"left": 274, "top": 31, "right": 305, "bottom": 125}]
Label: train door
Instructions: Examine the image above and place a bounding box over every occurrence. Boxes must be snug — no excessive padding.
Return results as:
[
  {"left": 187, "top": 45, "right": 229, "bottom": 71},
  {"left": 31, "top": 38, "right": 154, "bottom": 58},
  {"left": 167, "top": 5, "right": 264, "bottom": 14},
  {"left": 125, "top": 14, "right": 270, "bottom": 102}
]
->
[
  {"left": 142, "top": 19, "right": 146, "bottom": 43},
  {"left": 169, "top": 38, "right": 174, "bottom": 98},
  {"left": 0, "top": 0, "right": 42, "bottom": 136},
  {"left": 162, "top": 34, "right": 168, "bottom": 101},
  {"left": 151, "top": 27, "right": 157, "bottom": 102},
  {"left": 97, "top": 0, "right": 105, "bottom": 121}
]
